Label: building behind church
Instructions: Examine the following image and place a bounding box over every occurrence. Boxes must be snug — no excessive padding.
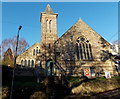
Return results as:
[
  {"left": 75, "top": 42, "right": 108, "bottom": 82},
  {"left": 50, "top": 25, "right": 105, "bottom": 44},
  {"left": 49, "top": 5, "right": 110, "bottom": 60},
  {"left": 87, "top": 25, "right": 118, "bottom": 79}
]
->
[{"left": 16, "top": 4, "right": 116, "bottom": 77}]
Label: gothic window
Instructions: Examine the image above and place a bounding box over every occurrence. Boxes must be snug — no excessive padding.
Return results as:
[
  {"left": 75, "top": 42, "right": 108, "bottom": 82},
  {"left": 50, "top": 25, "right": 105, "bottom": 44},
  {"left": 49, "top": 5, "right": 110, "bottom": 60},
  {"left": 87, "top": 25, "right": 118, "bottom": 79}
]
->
[
  {"left": 28, "top": 60, "right": 30, "bottom": 67},
  {"left": 31, "top": 60, "right": 34, "bottom": 67},
  {"left": 33, "top": 49, "right": 35, "bottom": 55},
  {"left": 49, "top": 20, "right": 52, "bottom": 32},
  {"left": 21, "top": 60, "right": 24, "bottom": 66},
  {"left": 25, "top": 60, "right": 27, "bottom": 66},
  {"left": 76, "top": 36, "right": 93, "bottom": 60}
]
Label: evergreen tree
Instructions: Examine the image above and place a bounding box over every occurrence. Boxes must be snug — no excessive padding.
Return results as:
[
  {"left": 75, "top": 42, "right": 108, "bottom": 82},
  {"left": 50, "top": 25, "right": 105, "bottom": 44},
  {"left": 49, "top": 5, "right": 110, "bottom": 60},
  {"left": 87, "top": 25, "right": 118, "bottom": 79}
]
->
[{"left": 2, "top": 48, "right": 14, "bottom": 67}]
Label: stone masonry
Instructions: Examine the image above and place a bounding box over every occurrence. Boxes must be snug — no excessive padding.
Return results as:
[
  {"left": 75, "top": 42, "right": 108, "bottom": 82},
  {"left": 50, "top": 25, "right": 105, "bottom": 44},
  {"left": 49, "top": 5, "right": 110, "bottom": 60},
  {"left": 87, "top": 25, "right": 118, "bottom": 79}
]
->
[{"left": 16, "top": 4, "right": 115, "bottom": 77}]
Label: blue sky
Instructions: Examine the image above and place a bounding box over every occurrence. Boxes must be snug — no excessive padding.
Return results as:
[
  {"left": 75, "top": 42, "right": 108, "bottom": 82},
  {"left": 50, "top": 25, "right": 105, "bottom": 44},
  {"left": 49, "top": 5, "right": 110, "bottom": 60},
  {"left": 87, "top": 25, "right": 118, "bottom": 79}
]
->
[{"left": 2, "top": 2, "right": 118, "bottom": 46}]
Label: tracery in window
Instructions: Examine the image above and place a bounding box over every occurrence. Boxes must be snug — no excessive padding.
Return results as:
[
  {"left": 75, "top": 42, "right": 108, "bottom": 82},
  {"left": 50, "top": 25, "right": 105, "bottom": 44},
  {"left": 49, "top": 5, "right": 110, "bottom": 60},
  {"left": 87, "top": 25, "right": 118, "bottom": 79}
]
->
[{"left": 76, "top": 36, "right": 93, "bottom": 60}]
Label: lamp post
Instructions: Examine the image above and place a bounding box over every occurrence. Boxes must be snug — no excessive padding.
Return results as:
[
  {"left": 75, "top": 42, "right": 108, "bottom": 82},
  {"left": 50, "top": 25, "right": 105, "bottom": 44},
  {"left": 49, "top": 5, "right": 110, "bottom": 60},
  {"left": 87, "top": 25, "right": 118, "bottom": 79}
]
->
[
  {"left": 10, "top": 25, "right": 22, "bottom": 99},
  {"left": 14, "top": 25, "right": 22, "bottom": 67}
]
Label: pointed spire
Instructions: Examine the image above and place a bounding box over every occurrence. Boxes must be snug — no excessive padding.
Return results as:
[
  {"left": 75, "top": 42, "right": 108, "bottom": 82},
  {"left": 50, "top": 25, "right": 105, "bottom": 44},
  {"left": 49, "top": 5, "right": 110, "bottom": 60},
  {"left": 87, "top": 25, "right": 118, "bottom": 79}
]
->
[
  {"left": 44, "top": 4, "right": 54, "bottom": 14},
  {"left": 79, "top": 17, "right": 81, "bottom": 20},
  {"left": 78, "top": 17, "right": 83, "bottom": 21}
]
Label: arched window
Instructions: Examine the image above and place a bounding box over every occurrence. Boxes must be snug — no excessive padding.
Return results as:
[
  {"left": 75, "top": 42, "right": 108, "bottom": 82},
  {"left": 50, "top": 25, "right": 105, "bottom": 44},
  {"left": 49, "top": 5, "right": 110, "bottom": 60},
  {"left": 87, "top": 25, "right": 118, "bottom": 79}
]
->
[
  {"left": 86, "top": 44, "right": 90, "bottom": 59},
  {"left": 49, "top": 43, "right": 51, "bottom": 49},
  {"left": 82, "top": 43, "right": 87, "bottom": 59},
  {"left": 39, "top": 49, "right": 41, "bottom": 54},
  {"left": 49, "top": 20, "right": 52, "bottom": 32},
  {"left": 21, "top": 60, "right": 24, "bottom": 66},
  {"left": 31, "top": 60, "right": 34, "bottom": 67},
  {"left": 25, "top": 60, "right": 27, "bottom": 66},
  {"left": 76, "top": 43, "right": 79, "bottom": 59},
  {"left": 28, "top": 60, "right": 30, "bottom": 67},
  {"left": 89, "top": 44, "right": 93, "bottom": 59},
  {"left": 76, "top": 36, "right": 93, "bottom": 60},
  {"left": 79, "top": 43, "right": 83, "bottom": 59},
  {"left": 33, "top": 49, "right": 35, "bottom": 55},
  {"left": 46, "top": 19, "right": 49, "bottom": 32},
  {"left": 36, "top": 47, "right": 38, "bottom": 54}
]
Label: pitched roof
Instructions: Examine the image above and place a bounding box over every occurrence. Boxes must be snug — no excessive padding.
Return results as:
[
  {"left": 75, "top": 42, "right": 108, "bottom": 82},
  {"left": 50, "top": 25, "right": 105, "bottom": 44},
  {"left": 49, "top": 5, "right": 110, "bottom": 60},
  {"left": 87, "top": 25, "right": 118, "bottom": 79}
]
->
[
  {"left": 17, "top": 42, "right": 40, "bottom": 56},
  {"left": 55, "top": 18, "right": 110, "bottom": 46},
  {"left": 44, "top": 4, "right": 54, "bottom": 14}
]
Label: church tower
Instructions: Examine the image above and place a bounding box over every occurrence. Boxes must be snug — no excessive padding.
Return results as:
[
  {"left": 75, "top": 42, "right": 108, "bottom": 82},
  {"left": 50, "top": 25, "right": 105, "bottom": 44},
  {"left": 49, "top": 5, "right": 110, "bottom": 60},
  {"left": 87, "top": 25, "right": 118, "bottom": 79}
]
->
[{"left": 40, "top": 4, "right": 58, "bottom": 46}]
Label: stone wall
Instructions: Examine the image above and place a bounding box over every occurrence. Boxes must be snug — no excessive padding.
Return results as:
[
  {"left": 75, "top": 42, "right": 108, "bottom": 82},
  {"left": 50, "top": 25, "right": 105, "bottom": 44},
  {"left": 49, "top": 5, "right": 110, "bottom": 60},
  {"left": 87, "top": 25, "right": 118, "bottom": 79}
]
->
[{"left": 54, "top": 19, "right": 113, "bottom": 76}]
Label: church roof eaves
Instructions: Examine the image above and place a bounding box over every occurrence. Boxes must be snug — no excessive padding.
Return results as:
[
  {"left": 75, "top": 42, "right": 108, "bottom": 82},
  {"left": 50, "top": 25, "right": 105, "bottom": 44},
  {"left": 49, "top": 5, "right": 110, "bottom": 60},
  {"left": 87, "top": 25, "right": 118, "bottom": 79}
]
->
[{"left": 17, "top": 42, "right": 41, "bottom": 57}]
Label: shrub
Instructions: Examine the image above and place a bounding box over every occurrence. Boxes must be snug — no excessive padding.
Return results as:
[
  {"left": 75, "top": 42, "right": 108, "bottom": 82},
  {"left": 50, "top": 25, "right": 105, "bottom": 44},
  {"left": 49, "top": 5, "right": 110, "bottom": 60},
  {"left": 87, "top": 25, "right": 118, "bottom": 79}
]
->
[{"left": 29, "top": 91, "right": 47, "bottom": 99}]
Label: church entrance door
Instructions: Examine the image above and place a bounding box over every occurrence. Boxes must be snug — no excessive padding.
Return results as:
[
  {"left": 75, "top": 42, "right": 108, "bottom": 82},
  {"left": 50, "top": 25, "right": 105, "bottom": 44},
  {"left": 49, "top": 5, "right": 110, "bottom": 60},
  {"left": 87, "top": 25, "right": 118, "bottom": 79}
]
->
[{"left": 46, "top": 59, "right": 54, "bottom": 76}]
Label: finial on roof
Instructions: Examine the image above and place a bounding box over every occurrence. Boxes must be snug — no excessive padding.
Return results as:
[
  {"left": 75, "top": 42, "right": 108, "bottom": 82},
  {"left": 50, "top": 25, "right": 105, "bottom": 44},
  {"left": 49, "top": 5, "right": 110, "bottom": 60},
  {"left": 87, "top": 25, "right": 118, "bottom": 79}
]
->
[
  {"left": 79, "top": 17, "right": 82, "bottom": 20},
  {"left": 44, "top": 4, "right": 54, "bottom": 14},
  {"left": 47, "top": 4, "right": 50, "bottom": 7}
]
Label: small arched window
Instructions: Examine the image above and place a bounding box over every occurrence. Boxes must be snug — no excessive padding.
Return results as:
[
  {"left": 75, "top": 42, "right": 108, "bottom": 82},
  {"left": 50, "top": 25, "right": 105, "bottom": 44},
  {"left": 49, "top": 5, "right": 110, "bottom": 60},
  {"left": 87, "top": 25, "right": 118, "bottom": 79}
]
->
[
  {"left": 49, "top": 43, "right": 51, "bottom": 49},
  {"left": 46, "top": 19, "right": 49, "bottom": 32},
  {"left": 36, "top": 47, "right": 38, "bottom": 54},
  {"left": 21, "top": 60, "right": 24, "bottom": 66},
  {"left": 31, "top": 60, "right": 34, "bottom": 67},
  {"left": 76, "top": 43, "right": 79, "bottom": 59},
  {"left": 28, "top": 60, "right": 30, "bottom": 67},
  {"left": 39, "top": 49, "right": 41, "bottom": 54},
  {"left": 89, "top": 44, "right": 93, "bottom": 59},
  {"left": 49, "top": 20, "right": 52, "bottom": 32},
  {"left": 25, "top": 60, "right": 27, "bottom": 66},
  {"left": 86, "top": 44, "right": 90, "bottom": 59},
  {"left": 33, "top": 49, "right": 35, "bottom": 55}
]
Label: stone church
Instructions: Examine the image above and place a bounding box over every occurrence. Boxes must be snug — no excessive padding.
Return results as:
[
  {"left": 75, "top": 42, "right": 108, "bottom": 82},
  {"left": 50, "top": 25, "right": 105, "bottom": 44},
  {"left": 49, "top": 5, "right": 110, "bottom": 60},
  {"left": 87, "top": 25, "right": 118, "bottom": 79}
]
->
[{"left": 16, "top": 4, "right": 114, "bottom": 77}]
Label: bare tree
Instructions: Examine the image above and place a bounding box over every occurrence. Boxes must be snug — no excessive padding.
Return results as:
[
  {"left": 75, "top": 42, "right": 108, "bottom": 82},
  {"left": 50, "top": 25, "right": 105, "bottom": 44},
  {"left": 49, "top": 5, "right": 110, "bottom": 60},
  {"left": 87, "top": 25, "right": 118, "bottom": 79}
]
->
[{"left": 1, "top": 36, "right": 29, "bottom": 57}]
